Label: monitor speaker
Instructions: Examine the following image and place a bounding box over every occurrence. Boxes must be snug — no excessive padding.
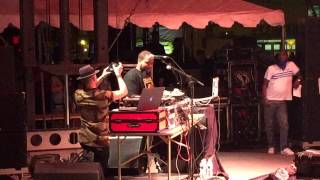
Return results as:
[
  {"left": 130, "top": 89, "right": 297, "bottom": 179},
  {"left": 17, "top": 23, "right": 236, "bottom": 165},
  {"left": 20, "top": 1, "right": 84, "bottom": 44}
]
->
[
  {"left": 27, "top": 129, "right": 82, "bottom": 161},
  {"left": 0, "top": 132, "right": 27, "bottom": 169},
  {"left": 0, "top": 92, "right": 27, "bottom": 169},
  {"left": 297, "top": 17, "right": 320, "bottom": 141},
  {"left": 27, "top": 129, "right": 81, "bottom": 152},
  {"left": 0, "top": 92, "right": 26, "bottom": 130},
  {"left": 33, "top": 162, "right": 104, "bottom": 180},
  {"left": 108, "top": 136, "right": 143, "bottom": 175},
  {"left": 0, "top": 47, "right": 16, "bottom": 91}
]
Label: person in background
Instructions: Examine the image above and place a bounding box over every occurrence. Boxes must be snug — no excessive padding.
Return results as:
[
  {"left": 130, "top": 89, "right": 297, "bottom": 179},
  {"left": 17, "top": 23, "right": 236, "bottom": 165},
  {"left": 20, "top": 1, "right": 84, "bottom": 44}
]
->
[
  {"left": 124, "top": 50, "right": 155, "bottom": 96},
  {"left": 262, "top": 50, "right": 302, "bottom": 156},
  {"left": 74, "top": 63, "right": 127, "bottom": 175}
]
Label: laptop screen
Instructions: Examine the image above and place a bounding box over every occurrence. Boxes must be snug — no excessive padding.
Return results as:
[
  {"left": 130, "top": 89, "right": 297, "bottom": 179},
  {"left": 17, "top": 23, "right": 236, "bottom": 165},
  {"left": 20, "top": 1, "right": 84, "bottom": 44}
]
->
[{"left": 137, "top": 87, "right": 165, "bottom": 111}]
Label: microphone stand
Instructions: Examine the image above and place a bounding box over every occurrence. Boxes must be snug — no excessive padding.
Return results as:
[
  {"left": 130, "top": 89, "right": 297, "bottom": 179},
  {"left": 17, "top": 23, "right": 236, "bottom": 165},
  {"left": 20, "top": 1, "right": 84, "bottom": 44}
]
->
[
  {"left": 160, "top": 59, "right": 204, "bottom": 179},
  {"left": 164, "top": 56, "right": 186, "bottom": 90},
  {"left": 162, "top": 60, "right": 204, "bottom": 87}
]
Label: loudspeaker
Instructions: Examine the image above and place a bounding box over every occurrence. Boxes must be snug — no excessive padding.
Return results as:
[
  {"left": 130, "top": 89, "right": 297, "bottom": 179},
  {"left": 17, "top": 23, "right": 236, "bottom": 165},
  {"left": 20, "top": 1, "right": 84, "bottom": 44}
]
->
[
  {"left": 27, "top": 129, "right": 82, "bottom": 162},
  {"left": 0, "top": 132, "right": 27, "bottom": 169},
  {"left": 231, "top": 103, "right": 261, "bottom": 146},
  {"left": 0, "top": 92, "right": 27, "bottom": 169},
  {"left": 27, "top": 129, "right": 81, "bottom": 151},
  {"left": 33, "top": 162, "right": 104, "bottom": 180},
  {"left": 297, "top": 17, "right": 320, "bottom": 141},
  {"left": 0, "top": 47, "right": 16, "bottom": 91},
  {"left": 108, "top": 136, "right": 143, "bottom": 175},
  {"left": 230, "top": 61, "right": 258, "bottom": 103},
  {"left": 0, "top": 92, "right": 26, "bottom": 130}
]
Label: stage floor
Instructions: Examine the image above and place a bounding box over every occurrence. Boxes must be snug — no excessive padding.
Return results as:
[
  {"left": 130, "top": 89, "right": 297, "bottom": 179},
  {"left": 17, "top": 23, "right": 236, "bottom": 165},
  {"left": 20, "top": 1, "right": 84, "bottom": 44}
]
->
[
  {"left": 218, "top": 150, "right": 294, "bottom": 180},
  {"left": 115, "top": 150, "right": 294, "bottom": 180},
  {"left": 3, "top": 149, "right": 298, "bottom": 180}
]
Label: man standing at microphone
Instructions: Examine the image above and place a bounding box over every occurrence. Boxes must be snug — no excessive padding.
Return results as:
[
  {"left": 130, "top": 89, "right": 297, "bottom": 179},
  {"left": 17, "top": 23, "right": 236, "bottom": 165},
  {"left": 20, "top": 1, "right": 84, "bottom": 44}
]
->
[
  {"left": 124, "top": 50, "right": 155, "bottom": 96},
  {"left": 74, "top": 63, "right": 128, "bottom": 175}
]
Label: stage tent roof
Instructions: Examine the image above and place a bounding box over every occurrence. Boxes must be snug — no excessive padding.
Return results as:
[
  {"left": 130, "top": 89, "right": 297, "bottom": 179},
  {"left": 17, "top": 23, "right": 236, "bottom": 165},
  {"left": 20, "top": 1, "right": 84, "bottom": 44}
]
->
[{"left": 0, "top": 0, "right": 285, "bottom": 31}]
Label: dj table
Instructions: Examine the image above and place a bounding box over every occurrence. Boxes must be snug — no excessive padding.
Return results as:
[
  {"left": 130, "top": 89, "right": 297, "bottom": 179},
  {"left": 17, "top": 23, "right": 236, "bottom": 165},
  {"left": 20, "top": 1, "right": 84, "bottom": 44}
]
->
[{"left": 110, "top": 113, "right": 205, "bottom": 180}]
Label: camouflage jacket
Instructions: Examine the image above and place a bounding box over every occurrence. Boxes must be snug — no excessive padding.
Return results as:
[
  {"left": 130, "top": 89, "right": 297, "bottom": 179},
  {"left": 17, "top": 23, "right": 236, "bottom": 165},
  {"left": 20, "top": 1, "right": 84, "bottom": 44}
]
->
[{"left": 74, "top": 88, "right": 113, "bottom": 147}]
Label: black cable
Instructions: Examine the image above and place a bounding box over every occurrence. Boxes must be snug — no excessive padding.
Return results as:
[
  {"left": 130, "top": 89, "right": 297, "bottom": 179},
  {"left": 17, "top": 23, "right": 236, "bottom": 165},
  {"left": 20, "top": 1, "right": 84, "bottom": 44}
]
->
[{"left": 108, "top": 0, "right": 142, "bottom": 53}]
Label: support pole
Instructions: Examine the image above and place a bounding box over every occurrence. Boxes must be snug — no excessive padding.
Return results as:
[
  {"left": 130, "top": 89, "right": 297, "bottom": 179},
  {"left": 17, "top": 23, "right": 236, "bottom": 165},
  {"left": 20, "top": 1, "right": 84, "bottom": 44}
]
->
[
  {"left": 20, "top": 0, "right": 36, "bottom": 128},
  {"left": 59, "top": 0, "right": 71, "bottom": 64},
  {"left": 281, "top": 25, "right": 286, "bottom": 50},
  {"left": 94, "top": 0, "right": 109, "bottom": 63},
  {"left": 65, "top": 74, "right": 70, "bottom": 127},
  {"left": 40, "top": 72, "right": 47, "bottom": 129}
]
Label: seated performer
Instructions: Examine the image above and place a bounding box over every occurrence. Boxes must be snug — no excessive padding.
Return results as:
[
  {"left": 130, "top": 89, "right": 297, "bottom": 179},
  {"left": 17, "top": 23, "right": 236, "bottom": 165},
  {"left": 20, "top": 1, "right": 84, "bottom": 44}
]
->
[
  {"left": 74, "top": 63, "right": 128, "bottom": 175},
  {"left": 124, "top": 50, "right": 155, "bottom": 96}
]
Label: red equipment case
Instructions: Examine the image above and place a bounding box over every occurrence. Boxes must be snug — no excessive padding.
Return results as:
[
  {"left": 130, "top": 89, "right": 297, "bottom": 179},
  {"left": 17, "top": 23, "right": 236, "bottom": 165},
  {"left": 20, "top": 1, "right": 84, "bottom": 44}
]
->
[{"left": 109, "top": 110, "right": 167, "bottom": 133}]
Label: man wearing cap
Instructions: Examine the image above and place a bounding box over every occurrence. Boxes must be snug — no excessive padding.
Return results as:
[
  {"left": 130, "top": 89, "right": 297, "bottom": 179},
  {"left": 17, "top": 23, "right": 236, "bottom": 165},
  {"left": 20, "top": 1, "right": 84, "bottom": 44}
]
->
[{"left": 74, "top": 63, "right": 127, "bottom": 175}]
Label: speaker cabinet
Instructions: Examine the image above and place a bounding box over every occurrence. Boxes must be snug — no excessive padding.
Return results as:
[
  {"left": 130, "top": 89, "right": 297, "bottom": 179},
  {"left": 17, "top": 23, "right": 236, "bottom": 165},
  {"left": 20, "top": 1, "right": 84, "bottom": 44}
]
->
[
  {"left": 231, "top": 103, "right": 261, "bottom": 145},
  {"left": 27, "top": 129, "right": 82, "bottom": 161},
  {"left": 0, "top": 47, "right": 16, "bottom": 91},
  {"left": 108, "top": 136, "right": 143, "bottom": 175},
  {"left": 230, "top": 61, "right": 258, "bottom": 103},
  {"left": 108, "top": 136, "right": 142, "bottom": 167},
  {"left": 27, "top": 129, "right": 81, "bottom": 151},
  {"left": 297, "top": 17, "right": 320, "bottom": 141},
  {"left": 0, "top": 92, "right": 26, "bottom": 130},
  {"left": 0, "top": 132, "right": 27, "bottom": 169},
  {"left": 33, "top": 162, "right": 104, "bottom": 180},
  {"left": 0, "top": 92, "right": 26, "bottom": 169}
]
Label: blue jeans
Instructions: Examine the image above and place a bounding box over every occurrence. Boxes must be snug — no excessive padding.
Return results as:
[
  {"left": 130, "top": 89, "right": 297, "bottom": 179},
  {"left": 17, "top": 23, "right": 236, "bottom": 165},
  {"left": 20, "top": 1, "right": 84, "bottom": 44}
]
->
[{"left": 264, "top": 101, "right": 289, "bottom": 151}]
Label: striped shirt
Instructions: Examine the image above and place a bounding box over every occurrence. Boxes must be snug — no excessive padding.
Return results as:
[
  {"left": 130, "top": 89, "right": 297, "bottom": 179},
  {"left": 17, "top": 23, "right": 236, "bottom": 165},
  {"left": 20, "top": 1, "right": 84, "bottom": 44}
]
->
[
  {"left": 264, "top": 61, "right": 299, "bottom": 101},
  {"left": 74, "top": 88, "right": 113, "bottom": 147}
]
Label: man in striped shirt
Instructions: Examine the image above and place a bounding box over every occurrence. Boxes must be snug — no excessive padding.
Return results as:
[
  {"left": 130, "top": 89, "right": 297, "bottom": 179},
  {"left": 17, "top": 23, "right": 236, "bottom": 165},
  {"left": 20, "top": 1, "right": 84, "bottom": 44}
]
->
[
  {"left": 262, "top": 50, "right": 302, "bottom": 156},
  {"left": 74, "top": 63, "right": 128, "bottom": 175}
]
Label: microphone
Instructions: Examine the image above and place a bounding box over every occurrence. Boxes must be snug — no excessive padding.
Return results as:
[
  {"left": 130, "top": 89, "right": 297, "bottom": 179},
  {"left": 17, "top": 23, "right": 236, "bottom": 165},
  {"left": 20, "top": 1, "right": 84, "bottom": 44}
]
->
[{"left": 153, "top": 55, "right": 170, "bottom": 59}]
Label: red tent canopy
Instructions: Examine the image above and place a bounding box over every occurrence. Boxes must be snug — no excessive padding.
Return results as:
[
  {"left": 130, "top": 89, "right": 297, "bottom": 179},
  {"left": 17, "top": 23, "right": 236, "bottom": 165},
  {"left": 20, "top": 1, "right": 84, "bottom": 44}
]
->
[
  {"left": 0, "top": 0, "right": 285, "bottom": 31},
  {"left": 108, "top": 0, "right": 285, "bottom": 29}
]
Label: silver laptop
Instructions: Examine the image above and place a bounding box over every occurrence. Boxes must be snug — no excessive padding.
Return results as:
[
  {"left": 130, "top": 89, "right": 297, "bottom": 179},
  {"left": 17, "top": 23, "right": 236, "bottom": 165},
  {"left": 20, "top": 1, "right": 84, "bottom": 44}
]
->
[{"left": 137, "top": 87, "right": 165, "bottom": 111}]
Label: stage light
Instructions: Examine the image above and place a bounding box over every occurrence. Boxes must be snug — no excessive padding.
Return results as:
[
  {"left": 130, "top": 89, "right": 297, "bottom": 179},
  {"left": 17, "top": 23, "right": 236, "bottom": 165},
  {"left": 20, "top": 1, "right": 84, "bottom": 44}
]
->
[
  {"left": 287, "top": 39, "right": 295, "bottom": 47},
  {"left": 80, "top": 39, "right": 87, "bottom": 46},
  {"left": 11, "top": 35, "right": 20, "bottom": 45}
]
